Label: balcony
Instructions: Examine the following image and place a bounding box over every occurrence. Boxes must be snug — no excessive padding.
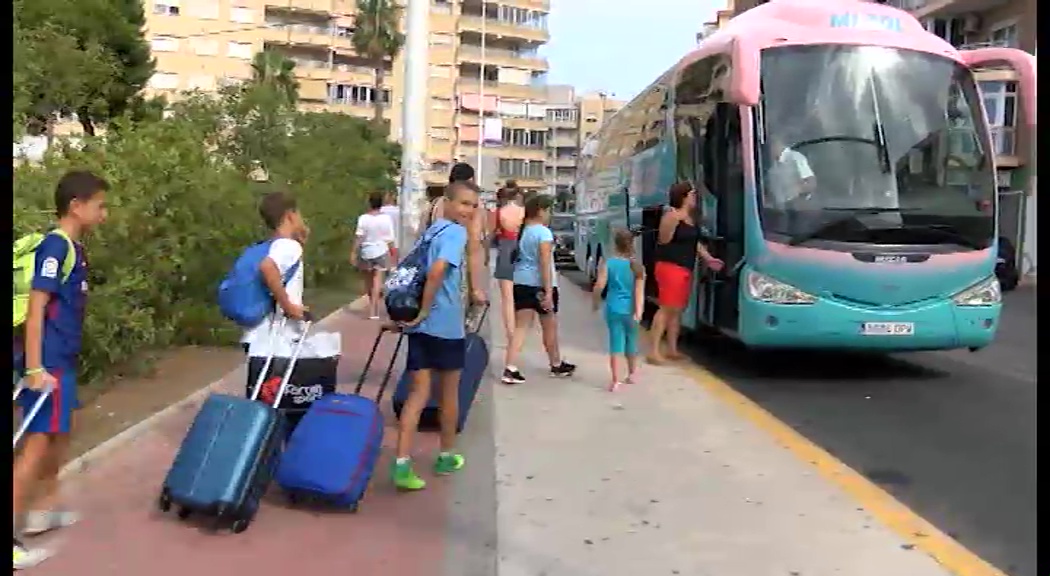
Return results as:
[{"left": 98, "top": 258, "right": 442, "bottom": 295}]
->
[
  {"left": 548, "top": 155, "right": 577, "bottom": 168},
  {"left": 458, "top": 44, "right": 548, "bottom": 71},
  {"left": 458, "top": 78, "right": 546, "bottom": 100},
  {"left": 548, "top": 133, "right": 577, "bottom": 148},
  {"left": 458, "top": 15, "right": 549, "bottom": 44},
  {"left": 262, "top": 22, "right": 355, "bottom": 51},
  {"left": 264, "top": 0, "right": 334, "bottom": 17}
]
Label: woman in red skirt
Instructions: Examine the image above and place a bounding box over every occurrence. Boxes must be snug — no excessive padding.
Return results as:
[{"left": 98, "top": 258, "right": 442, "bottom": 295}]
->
[{"left": 648, "top": 182, "right": 723, "bottom": 364}]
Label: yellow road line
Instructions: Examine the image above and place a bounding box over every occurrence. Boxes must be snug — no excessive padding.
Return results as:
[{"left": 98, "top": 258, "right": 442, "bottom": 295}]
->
[{"left": 680, "top": 362, "right": 1007, "bottom": 576}]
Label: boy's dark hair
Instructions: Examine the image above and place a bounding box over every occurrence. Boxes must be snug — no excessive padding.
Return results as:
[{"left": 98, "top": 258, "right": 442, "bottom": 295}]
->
[
  {"left": 259, "top": 191, "right": 298, "bottom": 230},
  {"left": 504, "top": 179, "right": 518, "bottom": 190},
  {"left": 367, "top": 191, "right": 384, "bottom": 210},
  {"left": 449, "top": 162, "right": 475, "bottom": 183},
  {"left": 668, "top": 181, "right": 694, "bottom": 209},
  {"left": 55, "top": 170, "right": 108, "bottom": 217}
]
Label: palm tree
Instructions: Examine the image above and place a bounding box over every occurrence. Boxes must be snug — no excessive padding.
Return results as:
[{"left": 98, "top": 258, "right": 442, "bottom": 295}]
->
[
  {"left": 250, "top": 50, "right": 299, "bottom": 105},
  {"left": 351, "top": 0, "right": 405, "bottom": 131}
]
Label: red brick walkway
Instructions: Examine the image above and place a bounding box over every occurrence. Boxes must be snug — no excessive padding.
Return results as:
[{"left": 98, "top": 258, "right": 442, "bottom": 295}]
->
[{"left": 28, "top": 309, "right": 456, "bottom": 575}]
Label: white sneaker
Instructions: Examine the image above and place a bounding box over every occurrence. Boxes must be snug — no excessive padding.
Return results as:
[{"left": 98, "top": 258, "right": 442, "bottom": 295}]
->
[
  {"left": 14, "top": 538, "right": 52, "bottom": 570},
  {"left": 22, "top": 510, "right": 80, "bottom": 536}
]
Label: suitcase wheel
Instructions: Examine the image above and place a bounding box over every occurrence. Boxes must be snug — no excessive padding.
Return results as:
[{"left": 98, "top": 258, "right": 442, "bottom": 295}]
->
[
  {"left": 287, "top": 493, "right": 301, "bottom": 506},
  {"left": 231, "top": 517, "right": 251, "bottom": 534},
  {"left": 157, "top": 493, "right": 172, "bottom": 513},
  {"left": 177, "top": 506, "right": 192, "bottom": 520},
  {"left": 348, "top": 501, "right": 360, "bottom": 514}
]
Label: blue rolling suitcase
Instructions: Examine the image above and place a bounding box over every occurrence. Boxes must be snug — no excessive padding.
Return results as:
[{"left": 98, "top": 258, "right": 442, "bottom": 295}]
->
[
  {"left": 158, "top": 317, "right": 313, "bottom": 533},
  {"left": 275, "top": 327, "right": 403, "bottom": 511},
  {"left": 391, "top": 303, "right": 489, "bottom": 433}
]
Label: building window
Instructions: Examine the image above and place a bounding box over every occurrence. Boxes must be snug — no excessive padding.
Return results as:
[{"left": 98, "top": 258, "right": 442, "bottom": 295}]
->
[
  {"left": 230, "top": 6, "right": 255, "bottom": 24},
  {"left": 431, "top": 0, "right": 452, "bottom": 14},
  {"left": 546, "top": 108, "right": 577, "bottom": 123},
  {"left": 429, "top": 65, "right": 453, "bottom": 78},
  {"left": 187, "top": 0, "right": 219, "bottom": 19},
  {"left": 980, "top": 81, "right": 1017, "bottom": 155},
  {"left": 989, "top": 23, "right": 1018, "bottom": 48},
  {"left": 500, "top": 128, "right": 546, "bottom": 148},
  {"left": 430, "top": 127, "right": 452, "bottom": 141},
  {"left": 148, "top": 72, "right": 180, "bottom": 90},
  {"left": 430, "top": 33, "right": 455, "bottom": 46},
  {"left": 227, "top": 41, "right": 254, "bottom": 60},
  {"left": 498, "top": 159, "right": 545, "bottom": 179},
  {"left": 153, "top": 2, "right": 180, "bottom": 16},
  {"left": 925, "top": 17, "right": 965, "bottom": 46},
  {"left": 150, "top": 36, "right": 179, "bottom": 52},
  {"left": 431, "top": 97, "right": 452, "bottom": 110},
  {"left": 335, "top": 26, "right": 354, "bottom": 38},
  {"left": 192, "top": 38, "right": 219, "bottom": 55},
  {"left": 328, "top": 84, "right": 391, "bottom": 106}
]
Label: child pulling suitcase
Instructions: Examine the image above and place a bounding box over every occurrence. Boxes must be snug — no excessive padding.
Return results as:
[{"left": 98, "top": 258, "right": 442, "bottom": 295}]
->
[
  {"left": 391, "top": 302, "right": 490, "bottom": 433},
  {"left": 275, "top": 327, "right": 403, "bottom": 510},
  {"left": 158, "top": 316, "right": 313, "bottom": 533}
]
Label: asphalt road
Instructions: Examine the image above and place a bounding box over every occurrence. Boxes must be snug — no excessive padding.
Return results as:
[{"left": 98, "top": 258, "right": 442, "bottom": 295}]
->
[{"left": 561, "top": 268, "right": 1036, "bottom": 576}]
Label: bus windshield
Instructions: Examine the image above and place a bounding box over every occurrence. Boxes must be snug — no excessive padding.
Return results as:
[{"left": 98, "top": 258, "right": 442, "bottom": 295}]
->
[{"left": 757, "top": 45, "right": 996, "bottom": 250}]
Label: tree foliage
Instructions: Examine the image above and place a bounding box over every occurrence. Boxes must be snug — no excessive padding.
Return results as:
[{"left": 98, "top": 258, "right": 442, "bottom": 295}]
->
[
  {"left": 13, "top": 0, "right": 155, "bottom": 136},
  {"left": 351, "top": 0, "right": 406, "bottom": 130},
  {"left": 14, "top": 83, "right": 401, "bottom": 384}
]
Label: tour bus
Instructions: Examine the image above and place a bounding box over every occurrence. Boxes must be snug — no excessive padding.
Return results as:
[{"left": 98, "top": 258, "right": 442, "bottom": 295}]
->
[{"left": 573, "top": 0, "right": 1036, "bottom": 351}]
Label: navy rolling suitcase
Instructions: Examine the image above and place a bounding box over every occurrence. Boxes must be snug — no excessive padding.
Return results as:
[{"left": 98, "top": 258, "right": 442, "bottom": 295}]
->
[
  {"left": 158, "top": 317, "right": 313, "bottom": 533},
  {"left": 276, "top": 328, "right": 403, "bottom": 510},
  {"left": 392, "top": 303, "right": 489, "bottom": 433}
]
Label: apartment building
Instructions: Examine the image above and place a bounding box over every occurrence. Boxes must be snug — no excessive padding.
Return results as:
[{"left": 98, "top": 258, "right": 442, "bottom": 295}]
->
[
  {"left": 141, "top": 0, "right": 551, "bottom": 191},
  {"left": 540, "top": 85, "right": 623, "bottom": 207}
]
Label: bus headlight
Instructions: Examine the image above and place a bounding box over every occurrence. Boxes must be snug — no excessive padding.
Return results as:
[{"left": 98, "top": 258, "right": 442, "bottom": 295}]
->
[
  {"left": 952, "top": 276, "right": 1001, "bottom": 306},
  {"left": 745, "top": 271, "right": 817, "bottom": 305}
]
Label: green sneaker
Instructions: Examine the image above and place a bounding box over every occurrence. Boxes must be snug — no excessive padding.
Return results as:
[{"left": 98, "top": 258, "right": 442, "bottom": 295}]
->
[
  {"left": 391, "top": 459, "right": 426, "bottom": 491},
  {"left": 433, "top": 452, "right": 465, "bottom": 476}
]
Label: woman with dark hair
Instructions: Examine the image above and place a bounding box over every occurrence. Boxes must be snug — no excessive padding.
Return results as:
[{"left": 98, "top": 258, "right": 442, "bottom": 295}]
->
[
  {"left": 501, "top": 194, "right": 576, "bottom": 384},
  {"left": 352, "top": 191, "right": 396, "bottom": 319},
  {"left": 648, "top": 182, "right": 723, "bottom": 364},
  {"left": 491, "top": 185, "right": 524, "bottom": 343}
]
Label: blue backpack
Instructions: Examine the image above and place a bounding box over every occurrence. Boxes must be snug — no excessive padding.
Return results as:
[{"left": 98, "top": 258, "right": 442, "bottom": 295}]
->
[
  {"left": 384, "top": 223, "right": 451, "bottom": 322},
  {"left": 218, "top": 240, "right": 301, "bottom": 328}
]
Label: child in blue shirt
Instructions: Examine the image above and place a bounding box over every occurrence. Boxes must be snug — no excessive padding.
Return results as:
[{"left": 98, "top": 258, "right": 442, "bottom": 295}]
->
[
  {"left": 391, "top": 181, "right": 479, "bottom": 491},
  {"left": 14, "top": 171, "right": 109, "bottom": 569},
  {"left": 501, "top": 194, "right": 576, "bottom": 384},
  {"left": 592, "top": 229, "right": 645, "bottom": 391}
]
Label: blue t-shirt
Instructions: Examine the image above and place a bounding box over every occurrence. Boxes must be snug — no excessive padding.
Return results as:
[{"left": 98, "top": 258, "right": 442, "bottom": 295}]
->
[
  {"left": 31, "top": 233, "right": 89, "bottom": 366},
  {"left": 604, "top": 257, "right": 637, "bottom": 317},
  {"left": 409, "top": 219, "right": 468, "bottom": 340},
  {"left": 513, "top": 224, "right": 557, "bottom": 288}
]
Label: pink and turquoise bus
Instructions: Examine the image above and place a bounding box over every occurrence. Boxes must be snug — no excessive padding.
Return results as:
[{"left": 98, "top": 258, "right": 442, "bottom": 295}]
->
[{"left": 574, "top": 0, "right": 1036, "bottom": 351}]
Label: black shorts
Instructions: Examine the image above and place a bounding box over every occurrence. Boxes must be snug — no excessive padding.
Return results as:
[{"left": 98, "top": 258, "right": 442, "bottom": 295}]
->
[
  {"left": 513, "top": 285, "right": 560, "bottom": 315},
  {"left": 405, "top": 333, "right": 466, "bottom": 372}
]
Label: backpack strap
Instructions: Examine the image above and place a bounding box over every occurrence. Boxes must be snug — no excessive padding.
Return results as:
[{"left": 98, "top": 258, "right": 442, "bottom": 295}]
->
[
  {"left": 48, "top": 229, "right": 77, "bottom": 283},
  {"left": 283, "top": 260, "right": 301, "bottom": 286}
]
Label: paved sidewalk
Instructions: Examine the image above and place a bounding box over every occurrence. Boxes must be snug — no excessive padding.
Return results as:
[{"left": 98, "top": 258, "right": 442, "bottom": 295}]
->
[
  {"left": 26, "top": 303, "right": 498, "bottom": 576},
  {"left": 490, "top": 278, "right": 957, "bottom": 576}
]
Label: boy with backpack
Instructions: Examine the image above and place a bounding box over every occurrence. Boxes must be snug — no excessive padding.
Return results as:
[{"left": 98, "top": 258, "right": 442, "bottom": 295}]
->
[
  {"left": 390, "top": 181, "right": 478, "bottom": 491},
  {"left": 13, "top": 170, "right": 109, "bottom": 569},
  {"left": 237, "top": 191, "right": 309, "bottom": 355}
]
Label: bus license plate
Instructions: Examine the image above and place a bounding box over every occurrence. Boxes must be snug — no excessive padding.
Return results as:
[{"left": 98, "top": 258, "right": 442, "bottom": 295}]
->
[{"left": 861, "top": 322, "right": 914, "bottom": 336}]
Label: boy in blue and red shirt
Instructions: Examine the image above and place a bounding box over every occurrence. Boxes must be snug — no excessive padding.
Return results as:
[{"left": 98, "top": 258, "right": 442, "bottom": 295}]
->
[{"left": 14, "top": 170, "right": 109, "bottom": 570}]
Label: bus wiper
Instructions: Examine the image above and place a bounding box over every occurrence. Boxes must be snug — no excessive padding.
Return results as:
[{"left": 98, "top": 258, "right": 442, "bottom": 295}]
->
[{"left": 868, "top": 74, "right": 892, "bottom": 175}]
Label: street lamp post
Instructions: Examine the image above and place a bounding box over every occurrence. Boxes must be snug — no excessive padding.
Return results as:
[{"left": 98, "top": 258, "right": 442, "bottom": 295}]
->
[{"left": 398, "top": 0, "right": 430, "bottom": 249}]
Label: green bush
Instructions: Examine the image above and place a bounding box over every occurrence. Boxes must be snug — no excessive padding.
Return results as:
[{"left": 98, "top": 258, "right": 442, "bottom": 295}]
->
[{"left": 14, "top": 87, "right": 400, "bottom": 384}]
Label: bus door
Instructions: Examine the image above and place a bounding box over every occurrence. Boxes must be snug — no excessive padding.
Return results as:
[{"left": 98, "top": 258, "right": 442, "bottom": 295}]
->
[{"left": 700, "top": 102, "right": 745, "bottom": 331}]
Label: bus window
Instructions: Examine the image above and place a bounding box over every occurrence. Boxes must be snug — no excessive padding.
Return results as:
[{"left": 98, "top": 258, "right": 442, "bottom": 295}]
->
[{"left": 673, "top": 56, "right": 720, "bottom": 195}]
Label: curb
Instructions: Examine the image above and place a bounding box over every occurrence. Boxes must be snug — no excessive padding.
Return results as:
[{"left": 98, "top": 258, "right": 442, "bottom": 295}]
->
[{"left": 59, "top": 297, "right": 368, "bottom": 480}]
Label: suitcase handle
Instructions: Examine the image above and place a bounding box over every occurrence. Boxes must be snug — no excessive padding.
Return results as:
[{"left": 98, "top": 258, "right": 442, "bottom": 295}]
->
[
  {"left": 468, "top": 301, "right": 490, "bottom": 335},
  {"left": 13, "top": 381, "right": 53, "bottom": 448},
  {"left": 249, "top": 316, "right": 315, "bottom": 408},
  {"left": 355, "top": 327, "right": 404, "bottom": 403}
]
